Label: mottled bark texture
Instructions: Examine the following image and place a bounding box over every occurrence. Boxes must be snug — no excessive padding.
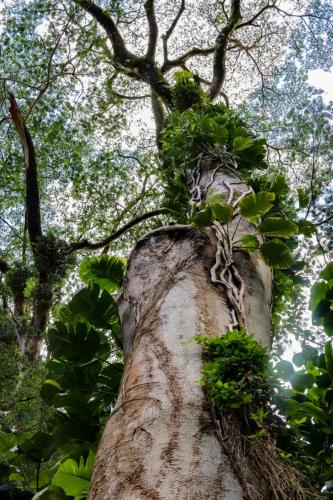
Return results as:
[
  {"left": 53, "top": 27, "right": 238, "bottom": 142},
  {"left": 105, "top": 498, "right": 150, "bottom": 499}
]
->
[{"left": 89, "top": 163, "right": 272, "bottom": 499}]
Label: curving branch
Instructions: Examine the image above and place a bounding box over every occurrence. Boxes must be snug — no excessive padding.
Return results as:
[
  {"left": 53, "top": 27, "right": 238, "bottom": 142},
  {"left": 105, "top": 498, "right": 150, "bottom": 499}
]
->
[
  {"left": 209, "top": 0, "right": 242, "bottom": 100},
  {"left": 162, "top": 46, "right": 214, "bottom": 73},
  {"left": 162, "top": 0, "right": 185, "bottom": 63},
  {"left": 77, "top": 0, "right": 134, "bottom": 64},
  {"left": 7, "top": 92, "right": 42, "bottom": 246},
  {"left": 144, "top": 0, "right": 158, "bottom": 61},
  {"left": 67, "top": 208, "right": 173, "bottom": 253},
  {"left": 76, "top": 0, "right": 173, "bottom": 106},
  {"left": 236, "top": 2, "right": 277, "bottom": 30}
]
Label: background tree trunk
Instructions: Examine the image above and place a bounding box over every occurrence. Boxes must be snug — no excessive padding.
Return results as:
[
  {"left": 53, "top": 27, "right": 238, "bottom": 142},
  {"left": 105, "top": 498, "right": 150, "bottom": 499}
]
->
[{"left": 89, "top": 163, "right": 272, "bottom": 499}]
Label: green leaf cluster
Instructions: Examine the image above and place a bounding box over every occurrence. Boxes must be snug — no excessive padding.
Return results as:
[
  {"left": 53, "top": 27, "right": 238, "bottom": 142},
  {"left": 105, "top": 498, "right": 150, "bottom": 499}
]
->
[
  {"left": 273, "top": 262, "right": 333, "bottom": 493},
  {"left": 172, "top": 70, "right": 208, "bottom": 111},
  {"left": 0, "top": 255, "right": 125, "bottom": 498},
  {"left": 197, "top": 329, "right": 271, "bottom": 411}
]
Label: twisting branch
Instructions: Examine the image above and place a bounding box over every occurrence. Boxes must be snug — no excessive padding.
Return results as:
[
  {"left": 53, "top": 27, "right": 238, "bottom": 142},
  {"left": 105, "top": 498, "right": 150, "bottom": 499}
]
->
[
  {"left": 162, "top": 0, "right": 185, "bottom": 63},
  {"left": 67, "top": 208, "right": 172, "bottom": 253},
  {"left": 162, "top": 46, "right": 214, "bottom": 73},
  {"left": 210, "top": 0, "right": 242, "bottom": 100},
  {"left": 7, "top": 92, "right": 42, "bottom": 246},
  {"left": 76, "top": 0, "right": 173, "bottom": 106},
  {"left": 236, "top": 2, "right": 277, "bottom": 30},
  {"left": 77, "top": 0, "right": 133, "bottom": 63},
  {"left": 144, "top": 0, "right": 158, "bottom": 60}
]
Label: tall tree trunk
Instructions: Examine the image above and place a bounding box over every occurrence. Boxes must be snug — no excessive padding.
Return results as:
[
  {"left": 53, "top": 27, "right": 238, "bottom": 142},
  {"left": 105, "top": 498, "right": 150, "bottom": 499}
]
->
[{"left": 89, "top": 161, "right": 272, "bottom": 499}]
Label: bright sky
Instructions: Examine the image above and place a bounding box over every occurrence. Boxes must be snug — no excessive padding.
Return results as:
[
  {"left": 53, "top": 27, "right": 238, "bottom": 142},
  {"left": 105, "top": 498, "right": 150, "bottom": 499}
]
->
[{"left": 308, "top": 68, "right": 333, "bottom": 103}]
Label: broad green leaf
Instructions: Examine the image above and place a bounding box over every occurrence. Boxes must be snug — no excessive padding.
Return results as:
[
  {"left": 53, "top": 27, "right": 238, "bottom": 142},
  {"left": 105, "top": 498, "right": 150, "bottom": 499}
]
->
[
  {"left": 48, "top": 321, "right": 101, "bottom": 363},
  {"left": 324, "top": 312, "right": 333, "bottom": 336},
  {"left": 291, "top": 372, "right": 315, "bottom": 391},
  {"left": 271, "top": 174, "right": 289, "bottom": 197},
  {"left": 52, "top": 452, "right": 95, "bottom": 499},
  {"left": 302, "top": 345, "right": 318, "bottom": 362},
  {"left": 239, "top": 235, "right": 260, "bottom": 252},
  {"left": 41, "top": 379, "right": 62, "bottom": 404},
  {"left": 211, "top": 123, "right": 228, "bottom": 143},
  {"left": 19, "top": 432, "right": 55, "bottom": 462},
  {"left": 233, "top": 136, "right": 253, "bottom": 151},
  {"left": 297, "top": 188, "right": 310, "bottom": 208},
  {"left": 297, "top": 220, "right": 317, "bottom": 237},
  {"left": 67, "top": 285, "right": 122, "bottom": 347},
  {"left": 211, "top": 202, "right": 233, "bottom": 223},
  {"left": 260, "top": 239, "right": 293, "bottom": 269},
  {"left": 276, "top": 360, "right": 294, "bottom": 380},
  {"left": 192, "top": 206, "right": 213, "bottom": 227},
  {"left": 325, "top": 342, "right": 333, "bottom": 383},
  {"left": 292, "top": 352, "right": 304, "bottom": 367},
  {"left": 321, "top": 262, "right": 333, "bottom": 281},
  {"left": 79, "top": 255, "right": 126, "bottom": 293},
  {"left": 239, "top": 192, "right": 275, "bottom": 218},
  {"left": 199, "top": 116, "right": 228, "bottom": 143},
  {"left": 259, "top": 217, "right": 298, "bottom": 238},
  {"left": 288, "top": 400, "right": 329, "bottom": 424},
  {"left": 310, "top": 281, "right": 328, "bottom": 310}
]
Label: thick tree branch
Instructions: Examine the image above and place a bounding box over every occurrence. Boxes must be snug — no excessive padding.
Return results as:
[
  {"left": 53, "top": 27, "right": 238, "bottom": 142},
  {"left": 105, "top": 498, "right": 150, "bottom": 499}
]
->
[
  {"left": 162, "top": 46, "right": 214, "bottom": 73},
  {"left": 162, "top": 0, "right": 185, "bottom": 63},
  {"left": 144, "top": 0, "right": 158, "bottom": 61},
  {"left": 210, "top": 0, "right": 242, "bottom": 100},
  {"left": 151, "top": 91, "right": 166, "bottom": 147},
  {"left": 76, "top": 0, "right": 173, "bottom": 106},
  {"left": 7, "top": 92, "right": 42, "bottom": 245},
  {"left": 67, "top": 208, "right": 172, "bottom": 253},
  {"left": 77, "top": 0, "right": 134, "bottom": 64}
]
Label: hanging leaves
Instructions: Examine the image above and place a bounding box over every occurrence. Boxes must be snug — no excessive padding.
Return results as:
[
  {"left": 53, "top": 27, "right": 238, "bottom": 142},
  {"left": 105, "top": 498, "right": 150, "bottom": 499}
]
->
[
  {"left": 239, "top": 191, "right": 275, "bottom": 218},
  {"left": 79, "top": 255, "right": 126, "bottom": 293},
  {"left": 239, "top": 234, "right": 260, "bottom": 252},
  {"left": 260, "top": 239, "right": 293, "bottom": 269},
  {"left": 259, "top": 217, "right": 298, "bottom": 238}
]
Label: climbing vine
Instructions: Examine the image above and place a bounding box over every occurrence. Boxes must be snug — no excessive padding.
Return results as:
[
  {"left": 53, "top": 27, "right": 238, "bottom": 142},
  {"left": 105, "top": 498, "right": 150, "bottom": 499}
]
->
[{"left": 161, "top": 72, "right": 317, "bottom": 332}]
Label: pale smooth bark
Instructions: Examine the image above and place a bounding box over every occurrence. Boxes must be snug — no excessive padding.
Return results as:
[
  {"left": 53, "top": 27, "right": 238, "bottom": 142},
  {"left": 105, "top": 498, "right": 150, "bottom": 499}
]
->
[{"left": 89, "top": 163, "right": 272, "bottom": 499}]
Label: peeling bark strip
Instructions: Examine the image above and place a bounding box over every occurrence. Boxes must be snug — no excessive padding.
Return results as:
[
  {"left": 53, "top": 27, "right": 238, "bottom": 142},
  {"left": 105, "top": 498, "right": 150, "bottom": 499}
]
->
[
  {"left": 89, "top": 223, "right": 272, "bottom": 499},
  {"left": 7, "top": 92, "right": 42, "bottom": 245}
]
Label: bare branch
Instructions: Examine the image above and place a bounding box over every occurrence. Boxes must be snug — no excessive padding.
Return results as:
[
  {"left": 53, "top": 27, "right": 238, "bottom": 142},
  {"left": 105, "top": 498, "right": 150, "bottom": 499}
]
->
[
  {"left": 162, "top": 0, "right": 185, "bottom": 63},
  {"left": 76, "top": 0, "right": 173, "bottom": 106},
  {"left": 77, "top": 0, "right": 134, "bottom": 64},
  {"left": 210, "top": 0, "right": 242, "bottom": 100},
  {"left": 316, "top": 214, "right": 333, "bottom": 226},
  {"left": 7, "top": 92, "right": 42, "bottom": 245},
  {"left": 67, "top": 208, "right": 173, "bottom": 253},
  {"left": 236, "top": 2, "right": 277, "bottom": 30},
  {"left": 144, "top": 0, "right": 158, "bottom": 60},
  {"left": 162, "top": 46, "right": 214, "bottom": 73}
]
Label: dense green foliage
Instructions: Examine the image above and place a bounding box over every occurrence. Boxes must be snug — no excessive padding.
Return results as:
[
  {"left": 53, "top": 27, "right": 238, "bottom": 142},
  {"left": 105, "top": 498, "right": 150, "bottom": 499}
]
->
[
  {"left": 198, "top": 262, "right": 333, "bottom": 495},
  {"left": 197, "top": 329, "right": 272, "bottom": 414},
  {"left": 0, "top": 255, "right": 124, "bottom": 498}
]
